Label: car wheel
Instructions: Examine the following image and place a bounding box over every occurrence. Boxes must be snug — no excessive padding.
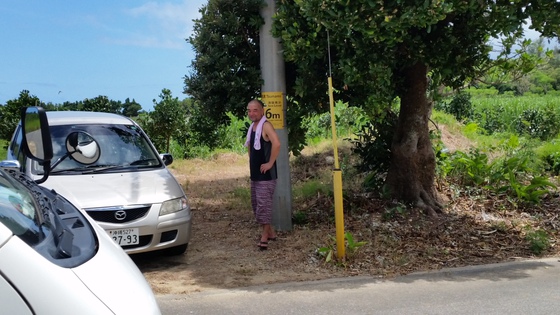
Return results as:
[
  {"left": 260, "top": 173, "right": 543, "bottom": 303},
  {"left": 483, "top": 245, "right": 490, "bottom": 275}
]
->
[{"left": 162, "top": 243, "right": 188, "bottom": 256}]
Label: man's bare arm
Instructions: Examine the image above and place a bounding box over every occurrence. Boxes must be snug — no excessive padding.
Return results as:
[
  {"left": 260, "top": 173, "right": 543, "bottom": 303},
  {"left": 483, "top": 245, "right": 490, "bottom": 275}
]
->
[{"left": 261, "top": 121, "right": 281, "bottom": 172}]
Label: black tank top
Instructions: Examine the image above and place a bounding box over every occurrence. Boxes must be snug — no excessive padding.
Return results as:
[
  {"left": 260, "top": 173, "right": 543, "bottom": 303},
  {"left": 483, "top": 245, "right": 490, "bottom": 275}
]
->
[{"left": 249, "top": 129, "right": 278, "bottom": 181}]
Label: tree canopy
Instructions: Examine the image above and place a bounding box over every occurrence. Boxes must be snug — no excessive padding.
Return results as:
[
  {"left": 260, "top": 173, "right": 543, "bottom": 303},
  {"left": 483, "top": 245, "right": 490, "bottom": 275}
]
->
[
  {"left": 0, "top": 90, "right": 42, "bottom": 140},
  {"left": 145, "top": 89, "right": 187, "bottom": 153},
  {"left": 180, "top": 1, "right": 560, "bottom": 215},
  {"left": 271, "top": 0, "right": 560, "bottom": 215},
  {"left": 0, "top": 91, "right": 144, "bottom": 143},
  {"left": 273, "top": 0, "right": 560, "bottom": 108},
  {"left": 184, "top": 0, "right": 265, "bottom": 148}
]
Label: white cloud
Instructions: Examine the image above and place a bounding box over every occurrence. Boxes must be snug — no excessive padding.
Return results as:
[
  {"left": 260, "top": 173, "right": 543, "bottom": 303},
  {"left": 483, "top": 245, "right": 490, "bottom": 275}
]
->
[
  {"left": 94, "top": 1, "right": 206, "bottom": 49},
  {"left": 123, "top": 0, "right": 206, "bottom": 48}
]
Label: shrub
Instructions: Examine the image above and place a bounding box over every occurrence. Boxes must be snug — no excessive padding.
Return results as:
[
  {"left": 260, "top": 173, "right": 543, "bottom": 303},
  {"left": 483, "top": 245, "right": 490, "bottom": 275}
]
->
[
  {"left": 304, "top": 101, "right": 368, "bottom": 143},
  {"left": 435, "top": 91, "right": 473, "bottom": 122},
  {"left": 514, "top": 105, "right": 560, "bottom": 140},
  {"left": 525, "top": 228, "right": 550, "bottom": 255},
  {"left": 446, "top": 91, "right": 473, "bottom": 121},
  {"left": 447, "top": 149, "right": 491, "bottom": 187},
  {"left": 216, "top": 112, "right": 248, "bottom": 154},
  {"left": 543, "top": 151, "right": 560, "bottom": 175},
  {"left": 183, "top": 144, "right": 212, "bottom": 159},
  {"left": 472, "top": 104, "right": 507, "bottom": 135},
  {"left": 471, "top": 95, "right": 560, "bottom": 138},
  {"left": 292, "top": 211, "right": 309, "bottom": 225},
  {"left": 351, "top": 109, "right": 398, "bottom": 192},
  {"left": 317, "top": 232, "right": 367, "bottom": 264},
  {"left": 535, "top": 140, "right": 560, "bottom": 175},
  {"left": 445, "top": 147, "right": 557, "bottom": 204}
]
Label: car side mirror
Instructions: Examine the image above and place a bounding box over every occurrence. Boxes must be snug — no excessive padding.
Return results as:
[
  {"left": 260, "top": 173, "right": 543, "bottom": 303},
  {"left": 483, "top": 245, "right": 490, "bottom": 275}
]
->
[
  {"left": 159, "top": 153, "right": 173, "bottom": 166},
  {"left": 21, "top": 106, "right": 53, "bottom": 184},
  {"left": 65, "top": 132, "right": 100, "bottom": 164}
]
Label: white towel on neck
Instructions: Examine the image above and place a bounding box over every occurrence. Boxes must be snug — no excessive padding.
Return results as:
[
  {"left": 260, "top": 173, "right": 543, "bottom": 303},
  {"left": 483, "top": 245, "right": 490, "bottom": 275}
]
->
[{"left": 244, "top": 117, "right": 267, "bottom": 150}]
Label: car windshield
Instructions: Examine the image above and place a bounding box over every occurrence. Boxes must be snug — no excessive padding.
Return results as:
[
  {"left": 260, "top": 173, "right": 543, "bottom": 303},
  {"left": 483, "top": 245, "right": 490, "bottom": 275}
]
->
[
  {"left": 0, "top": 169, "right": 42, "bottom": 244},
  {"left": 32, "top": 123, "right": 161, "bottom": 175}
]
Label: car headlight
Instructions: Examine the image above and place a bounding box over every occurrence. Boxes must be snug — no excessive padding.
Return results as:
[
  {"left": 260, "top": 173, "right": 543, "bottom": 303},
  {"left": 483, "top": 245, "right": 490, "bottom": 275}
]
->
[{"left": 160, "top": 196, "right": 189, "bottom": 216}]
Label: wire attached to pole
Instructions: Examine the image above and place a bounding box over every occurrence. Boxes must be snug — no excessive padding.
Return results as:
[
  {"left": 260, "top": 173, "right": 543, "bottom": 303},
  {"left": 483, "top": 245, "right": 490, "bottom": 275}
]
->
[
  {"left": 327, "top": 30, "right": 332, "bottom": 78},
  {"left": 326, "top": 28, "right": 345, "bottom": 260}
]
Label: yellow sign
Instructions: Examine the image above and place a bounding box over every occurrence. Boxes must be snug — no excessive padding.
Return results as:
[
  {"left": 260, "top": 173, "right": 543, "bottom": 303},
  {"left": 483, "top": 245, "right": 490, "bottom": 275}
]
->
[{"left": 261, "top": 92, "right": 284, "bottom": 129}]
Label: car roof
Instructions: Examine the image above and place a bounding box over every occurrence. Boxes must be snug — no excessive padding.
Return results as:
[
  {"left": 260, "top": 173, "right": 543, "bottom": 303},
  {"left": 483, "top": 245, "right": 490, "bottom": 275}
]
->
[{"left": 45, "top": 111, "right": 134, "bottom": 126}]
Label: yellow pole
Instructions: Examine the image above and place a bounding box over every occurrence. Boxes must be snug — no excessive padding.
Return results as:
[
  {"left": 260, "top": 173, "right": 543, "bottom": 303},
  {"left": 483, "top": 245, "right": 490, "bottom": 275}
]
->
[{"left": 328, "top": 76, "right": 345, "bottom": 259}]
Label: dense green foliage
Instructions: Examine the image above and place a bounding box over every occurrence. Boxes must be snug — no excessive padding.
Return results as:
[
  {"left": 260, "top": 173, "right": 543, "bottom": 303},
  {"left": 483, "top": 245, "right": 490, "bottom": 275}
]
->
[
  {"left": 437, "top": 92, "right": 560, "bottom": 141},
  {"left": 41, "top": 95, "right": 142, "bottom": 116},
  {"left": 135, "top": 89, "right": 187, "bottom": 154},
  {"left": 0, "top": 139, "right": 7, "bottom": 159},
  {"left": 357, "top": 90, "right": 560, "bottom": 205},
  {"left": 3, "top": 2, "right": 560, "bottom": 198},
  {"left": 0, "top": 89, "right": 176, "bottom": 159},
  {"left": 272, "top": 1, "right": 559, "bottom": 112},
  {"left": 269, "top": 0, "right": 560, "bottom": 212},
  {"left": 0, "top": 90, "right": 42, "bottom": 141},
  {"left": 303, "top": 101, "right": 368, "bottom": 144},
  {"left": 0, "top": 90, "right": 143, "bottom": 144},
  {"left": 480, "top": 38, "right": 560, "bottom": 95},
  {"left": 427, "top": 104, "right": 560, "bottom": 207},
  {"left": 351, "top": 110, "right": 398, "bottom": 192},
  {"left": 435, "top": 91, "right": 473, "bottom": 122},
  {"left": 439, "top": 147, "right": 556, "bottom": 204},
  {"left": 183, "top": 0, "right": 265, "bottom": 149}
]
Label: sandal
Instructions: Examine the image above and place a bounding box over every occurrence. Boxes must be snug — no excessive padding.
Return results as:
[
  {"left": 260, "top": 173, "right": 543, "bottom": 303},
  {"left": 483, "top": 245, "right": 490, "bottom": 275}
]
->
[{"left": 257, "top": 241, "right": 268, "bottom": 250}]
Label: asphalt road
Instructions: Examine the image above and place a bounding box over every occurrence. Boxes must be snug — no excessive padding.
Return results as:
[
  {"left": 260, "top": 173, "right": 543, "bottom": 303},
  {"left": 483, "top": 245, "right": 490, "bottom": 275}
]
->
[{"left": 157, "top": 257, "right": 560, "bottom": 315}]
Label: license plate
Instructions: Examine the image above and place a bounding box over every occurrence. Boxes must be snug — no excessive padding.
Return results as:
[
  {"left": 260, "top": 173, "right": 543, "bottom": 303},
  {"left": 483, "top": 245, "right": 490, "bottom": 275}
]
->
[{"left": 108, "top": 228, "right": 139, "bottom": 246}]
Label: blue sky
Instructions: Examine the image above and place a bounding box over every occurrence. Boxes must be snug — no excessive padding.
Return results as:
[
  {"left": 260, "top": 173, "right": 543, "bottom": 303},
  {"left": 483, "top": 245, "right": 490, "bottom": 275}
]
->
[
  {"left": 0, "top": 0, "right": 207, "bottom": 111},
  {"left": 1, "top": 2, "right": 556, "bottom": 112}
]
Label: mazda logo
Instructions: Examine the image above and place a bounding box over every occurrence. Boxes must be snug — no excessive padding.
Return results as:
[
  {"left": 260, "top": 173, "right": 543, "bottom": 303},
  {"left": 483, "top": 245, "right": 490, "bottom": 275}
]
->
[{"left": 114, "top": 210, "right": 127, "bottom": 221}]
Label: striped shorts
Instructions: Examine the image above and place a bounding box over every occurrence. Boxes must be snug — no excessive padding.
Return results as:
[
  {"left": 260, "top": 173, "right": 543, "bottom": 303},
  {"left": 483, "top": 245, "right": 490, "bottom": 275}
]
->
[{"left": 251, "top": 180, "right": 277, "bottom": 225}]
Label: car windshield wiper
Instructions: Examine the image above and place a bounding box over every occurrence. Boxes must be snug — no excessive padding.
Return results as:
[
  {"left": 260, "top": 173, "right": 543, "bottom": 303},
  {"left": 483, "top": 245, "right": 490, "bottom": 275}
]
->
[
  {"left": 33, "top": 188, "right": 74, "bottom": 258},
  {"left": 129, "top": 158, "right": 158, "bottom": 166},
  {"left": 82, "top": 165, "right": 129, "bottom": 174},
  {"left": 50, "top": 165, "right": 124, "bottom": 174}
]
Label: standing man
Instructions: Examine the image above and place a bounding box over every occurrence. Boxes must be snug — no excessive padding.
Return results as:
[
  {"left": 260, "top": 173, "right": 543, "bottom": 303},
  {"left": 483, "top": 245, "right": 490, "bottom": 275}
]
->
[{"left": 245, "top": 99, "right": 281, "bottom": 250}]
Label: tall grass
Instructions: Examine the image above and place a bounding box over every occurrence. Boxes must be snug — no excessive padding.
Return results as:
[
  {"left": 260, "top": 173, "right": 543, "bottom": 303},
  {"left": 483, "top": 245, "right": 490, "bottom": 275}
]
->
[
  {"left": 0, "top": 140, "right": 7, "bottom": 159},
  {"left": 472, "top": 94, "right": 560, "bottom": 118},
  {"left": 471, "top": 94, "right": 560, "bottom": 138}
]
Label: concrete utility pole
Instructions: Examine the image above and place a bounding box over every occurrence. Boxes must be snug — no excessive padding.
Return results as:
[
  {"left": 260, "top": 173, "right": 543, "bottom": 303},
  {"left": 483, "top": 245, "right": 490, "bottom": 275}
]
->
[{"left": 260, "top": 0, "right": 292, "bottom": 231}]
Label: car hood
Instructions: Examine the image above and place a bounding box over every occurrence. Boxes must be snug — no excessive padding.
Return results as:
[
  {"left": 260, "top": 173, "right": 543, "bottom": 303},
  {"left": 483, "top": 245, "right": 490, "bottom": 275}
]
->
[
  {"left": 0, "top": 222, "right": 160, "bottom": 315},
  {"left": 72, "top": 223, "right": 161, "bottom": 314},
  {"left": 40, "top": 169, "right": 185, "bottom": 208}
]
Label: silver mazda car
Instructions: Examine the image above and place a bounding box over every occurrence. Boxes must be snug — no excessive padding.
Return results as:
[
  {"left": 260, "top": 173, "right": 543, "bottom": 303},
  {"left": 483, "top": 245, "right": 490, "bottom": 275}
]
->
[{"left": 6, "top": 110, "right": 192, "bottom": 255}]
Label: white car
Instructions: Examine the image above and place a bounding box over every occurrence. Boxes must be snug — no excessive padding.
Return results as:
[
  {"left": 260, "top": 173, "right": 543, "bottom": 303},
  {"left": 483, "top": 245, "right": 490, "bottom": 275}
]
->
[
  {"left": 6, "top": 110, "right": 192, "bottom": 255},
  {"left": 0, "top": 107, "right": 160, "bottom": 314}
]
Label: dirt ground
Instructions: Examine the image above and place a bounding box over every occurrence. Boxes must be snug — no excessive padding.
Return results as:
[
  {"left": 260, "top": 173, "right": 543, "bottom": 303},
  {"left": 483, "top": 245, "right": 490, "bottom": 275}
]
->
[
  {"left": 132, "top": 132, "right": 559, "bottom": 295},
  {"left": 133, "top": 152, "right": 346, "bottom": 295}
]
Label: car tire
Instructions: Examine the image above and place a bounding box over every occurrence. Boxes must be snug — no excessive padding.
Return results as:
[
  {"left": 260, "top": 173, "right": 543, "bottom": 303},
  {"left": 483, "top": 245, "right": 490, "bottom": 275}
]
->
[{"left": 162, "top": 243, "right": 188, "bottom": 256}]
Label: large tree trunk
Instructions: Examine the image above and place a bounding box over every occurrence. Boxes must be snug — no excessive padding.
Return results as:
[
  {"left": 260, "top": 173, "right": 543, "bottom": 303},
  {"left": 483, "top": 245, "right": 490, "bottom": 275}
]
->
[{"left": 385, "top": 62, "right": 443, "bottom": 217}]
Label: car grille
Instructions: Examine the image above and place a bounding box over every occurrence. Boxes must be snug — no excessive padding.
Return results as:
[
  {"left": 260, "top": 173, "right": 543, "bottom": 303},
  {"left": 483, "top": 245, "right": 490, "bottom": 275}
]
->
[{"left": 85, "top": 205, "right": 151, "bottom": 223}]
